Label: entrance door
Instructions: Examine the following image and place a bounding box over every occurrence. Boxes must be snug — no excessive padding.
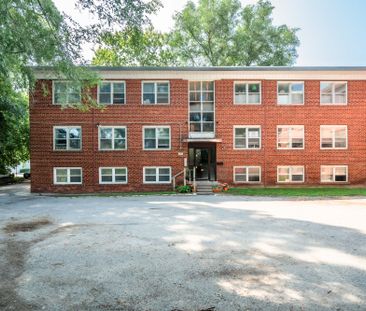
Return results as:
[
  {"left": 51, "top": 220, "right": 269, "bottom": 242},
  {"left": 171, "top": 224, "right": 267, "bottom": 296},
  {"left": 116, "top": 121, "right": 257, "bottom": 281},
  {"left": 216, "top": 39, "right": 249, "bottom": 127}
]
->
[
  {"left": 195, "top": 148, "right": 209, "bottom": 179},
  {"left": 188, "top": 144, "right": 216, "bottom": 181}
]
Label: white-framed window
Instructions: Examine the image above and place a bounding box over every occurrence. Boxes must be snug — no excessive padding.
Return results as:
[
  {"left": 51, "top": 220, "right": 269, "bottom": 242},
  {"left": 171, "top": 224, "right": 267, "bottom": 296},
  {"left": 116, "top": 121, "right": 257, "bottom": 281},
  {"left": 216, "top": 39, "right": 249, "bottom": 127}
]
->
[
  {"left": 320, "top": 82, "right": 347, "bottom": 105},
  {"left": 143, "top": 167, "right": 171, "bottom": 184},
  {"left": 98, "top": 81, "right": 125, "bottom": 104},
  {"left": 99, "top": 167, "right": 128, "bottom": 184},
  {"left": 320, "top": 125, "right": 347, "bottom": 149},
  {"left": 54, "top": 167, "right": 82, "bottom": 185},
  {"left": 234, "top": 82, "right": 261, "bottom": 104},
  {"left": 142, "top": 81, "right": 169, "bottom": 104},
  {"left": 321, "top": 165, "right": 348, "bottom": 183},
  {"left": 99, "top": 126, "right": 127, "bottom": 150},
  {"left": 53, "top": 81, "right": 81, "bottom": 105},
  {"left": 277, "top": 166, "right": 304, "bottom": 183},
  {"left": 143, "top": 126, "right": 170, "bottom": 150},
  {"left": 233, "top": 166, "right": 261, "bottom": 183},
  {"left": 189, "top": 81, "right": 215, "bottom": 137},
  {"left": 233, "top": 126, "right": 261, "bottom": 149},
  {"left": 277, "top": 125, "right": 304, "bottom": 149},
  {"left": 53, "top": 126, "right": 81, "bottom": 150},
  {"left": 277, "top": 82, "right": 304, "bottom": 105}
]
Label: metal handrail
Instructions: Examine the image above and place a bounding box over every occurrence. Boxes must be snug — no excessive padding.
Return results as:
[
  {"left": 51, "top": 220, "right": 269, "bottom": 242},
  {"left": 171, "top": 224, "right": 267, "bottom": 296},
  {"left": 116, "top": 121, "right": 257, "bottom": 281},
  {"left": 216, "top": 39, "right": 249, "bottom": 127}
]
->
[{"left": 172, "top": 169, "right": 186, "bottom": 190}]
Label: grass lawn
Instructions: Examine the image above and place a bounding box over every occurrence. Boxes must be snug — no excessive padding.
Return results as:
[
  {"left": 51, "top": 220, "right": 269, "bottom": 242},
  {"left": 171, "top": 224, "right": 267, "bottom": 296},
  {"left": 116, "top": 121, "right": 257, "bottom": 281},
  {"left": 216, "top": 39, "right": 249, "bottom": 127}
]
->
[{"left": 226, "top": 187, "right": 366, "bottom": 197}]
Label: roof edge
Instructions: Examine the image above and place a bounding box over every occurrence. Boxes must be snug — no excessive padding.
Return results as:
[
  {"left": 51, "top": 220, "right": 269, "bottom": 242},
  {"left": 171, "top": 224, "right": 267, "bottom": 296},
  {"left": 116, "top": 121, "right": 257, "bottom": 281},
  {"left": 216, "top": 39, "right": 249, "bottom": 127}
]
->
[{"left": 31, "top": 65, "right": 366, "bottom": 72}]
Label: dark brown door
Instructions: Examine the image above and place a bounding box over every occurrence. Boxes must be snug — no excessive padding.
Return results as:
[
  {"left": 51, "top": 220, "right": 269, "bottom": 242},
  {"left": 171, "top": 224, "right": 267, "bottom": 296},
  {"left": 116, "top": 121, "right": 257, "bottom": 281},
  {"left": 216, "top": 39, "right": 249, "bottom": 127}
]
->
[
  {"left": 195, "top": 148, "right": 209, "bottom": 179},
  {"left": 188, "top": 144, "right": 216, "bottom": 181}
]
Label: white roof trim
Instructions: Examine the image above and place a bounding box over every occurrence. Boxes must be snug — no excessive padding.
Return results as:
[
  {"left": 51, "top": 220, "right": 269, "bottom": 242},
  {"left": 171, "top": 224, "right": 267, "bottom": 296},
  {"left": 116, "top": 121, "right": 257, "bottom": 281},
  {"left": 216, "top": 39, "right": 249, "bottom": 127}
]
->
[{"left": 33, "top": 70, "right": 366, "bottom": 80}]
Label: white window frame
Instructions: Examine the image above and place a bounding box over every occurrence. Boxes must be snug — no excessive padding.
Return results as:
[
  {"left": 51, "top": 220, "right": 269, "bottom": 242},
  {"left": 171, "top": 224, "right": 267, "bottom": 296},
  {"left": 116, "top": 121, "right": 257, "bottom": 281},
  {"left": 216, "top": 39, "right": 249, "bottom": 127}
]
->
[
  {"left": 233, "top": 126, "right": 261, "bottom": 150},
  {"left": 277, "top": 81, "right": 305, "bottom": 105},
  {"left": 320, "top": 81, "right": 348, "bottom": 105},
  {"left": 52, "top": 81, "right": 81, "bottom": 105},
  {"left": 99, "top": 167, "right": 128, "bottom": 184},
  {"left": 233, "top": 166, "right": 261, "bottom": 183},
  {"left": 141, "top": 81, "right": 170, "bottom": 105},
  {"left": 97, "top": 81, "right": 126, "bottom": 105},
  {"left": 143, "top": 166, "right": 172, "bottom": 184},
  {"left": 53, "top": 167, "right": 82, "bottom": 185},
  {"left": 53, "top": 126, "right": 82, "bottom": 151},
  {"left": 98, "top": 126, "right": 127, "bottom": 151},
  {"left": 277, "top": 125, "right": 305, "bottom": 150},
  {"left": 233, "top": 81, "right": 261, "bottom": 105},
  {"left": 320, "top": 125, "right": 348, "bottom": 150},
  {"left": 188, "top": 80, "right": 215, "bottom": 138},
  {"left": 277, "top": 166, "right": 305, "bottom": 183},
  {"left": 143, "top": 126, "right": 171, "bottom": 150},
  {"left": 321, "top": 165, "right": 348, "bottom": 183}
]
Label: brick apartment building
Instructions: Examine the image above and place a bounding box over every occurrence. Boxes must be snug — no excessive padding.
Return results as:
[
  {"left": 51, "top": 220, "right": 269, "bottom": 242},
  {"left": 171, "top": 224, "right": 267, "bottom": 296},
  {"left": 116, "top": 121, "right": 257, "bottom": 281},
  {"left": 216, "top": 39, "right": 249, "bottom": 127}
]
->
[{"left": 30, "top": 66, "right": 366, "bottom": 193}]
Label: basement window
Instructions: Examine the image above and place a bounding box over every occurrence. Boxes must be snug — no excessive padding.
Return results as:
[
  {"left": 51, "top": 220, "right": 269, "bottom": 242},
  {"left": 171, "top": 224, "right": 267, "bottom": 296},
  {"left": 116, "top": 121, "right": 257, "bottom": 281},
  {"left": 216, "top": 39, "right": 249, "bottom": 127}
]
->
[
  {"left": 143, "top": 167, "right": 171, "bottom": 184},
  {"left": 277, "top": 166, "right": 304, "bottom": 183},
  {"left": 99, "top": 167, "right": 128, "bottom": 184},
  {"left": 321, "top": 166, "right": 348, "bottom": 182},
  {"left": 233, "top": 166, "right": 261, "bottom": 183},
  {"left": 54, "top": 168, "right": 82, "bottom": 184}
]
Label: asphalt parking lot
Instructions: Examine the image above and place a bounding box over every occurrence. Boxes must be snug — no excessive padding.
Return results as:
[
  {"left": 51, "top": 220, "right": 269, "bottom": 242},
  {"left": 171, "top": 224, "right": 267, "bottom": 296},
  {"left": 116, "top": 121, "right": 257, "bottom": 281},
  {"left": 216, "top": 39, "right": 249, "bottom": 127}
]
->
[{"left": 0, "top": 183, "right": 366, "bottom": 311}]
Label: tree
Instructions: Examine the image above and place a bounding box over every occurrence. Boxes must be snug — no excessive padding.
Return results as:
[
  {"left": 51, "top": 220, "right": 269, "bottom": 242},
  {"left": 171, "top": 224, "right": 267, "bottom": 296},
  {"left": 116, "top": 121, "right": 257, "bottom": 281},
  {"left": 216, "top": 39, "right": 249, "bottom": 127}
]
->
[
  {"left": 93, "top": 27, "right": 177, "bottom": 66},
  {"left": 170, "top": 0, "right": 299, "bottom": 66},
  {"left": 0, "top": 0, "right": 160, "bottom": 172},
  {"left": 0, "top": 83, "right": 29, "bottom": 174}
]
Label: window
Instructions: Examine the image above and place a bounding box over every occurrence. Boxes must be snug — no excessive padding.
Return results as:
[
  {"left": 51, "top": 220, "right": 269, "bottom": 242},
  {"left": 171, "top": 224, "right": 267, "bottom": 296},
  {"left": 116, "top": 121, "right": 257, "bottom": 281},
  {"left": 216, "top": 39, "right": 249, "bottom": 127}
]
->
[
  {"left": 54, "top": 168, "right": 82, "bottom": 184},
  {"left": 320, "top": 125, "right": 347, "bottom": 149},
  {"left": 321, "top": 165, "right": 348, "bottom": 182},
  {"left": 54, "top": 126, "right": 81, "bottom": 150},
  {"left": 234, "top": 82, "right": 261, "bottom": 104},
  {"left": 233, "top": 166, "right": 261, "bottom": 183},
  {"left": 234, "top": 126, "right": 261, "bottom": 149},
  {"left": 53, "top": 81, "right": 81, "bottom": 105},
  {"left": 143, "top": 126, "right": 170, "bottom": 150},
  {"left": 99, "top": 126, "right": 127, "bottom": 150},
  {"left": 277, "top": 166, "right": 304, "bottom": 183},
  {"left": 98, "top": 81, "right": 125, "bottom": 104},
  {"left": 99, "top": 167, "right": 128, "bottom": 184},
  {"left": 277, "top": 126, "right": 304, "bottom": 149},
  {"left": 277, "top": 82, "right": 304, "bottom": 105},
  {"left": 320, "top": 82, "right": 347, "bottom": 105},
  {"left": 143, "top": 167, "right": 171, "bottom": 184},
  {"left": 142, "top": 81, "right": 169, "bottom": 104},
  {"left": 189, "top": 81, "right": 215, "bottom": 136}
]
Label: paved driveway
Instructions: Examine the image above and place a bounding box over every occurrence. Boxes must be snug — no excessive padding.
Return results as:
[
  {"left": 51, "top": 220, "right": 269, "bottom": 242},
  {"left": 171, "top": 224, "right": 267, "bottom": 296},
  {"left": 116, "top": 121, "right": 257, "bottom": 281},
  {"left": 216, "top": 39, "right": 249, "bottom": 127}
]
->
[{"left": 0, "top": 183, "right": 366, "bottom": 311}]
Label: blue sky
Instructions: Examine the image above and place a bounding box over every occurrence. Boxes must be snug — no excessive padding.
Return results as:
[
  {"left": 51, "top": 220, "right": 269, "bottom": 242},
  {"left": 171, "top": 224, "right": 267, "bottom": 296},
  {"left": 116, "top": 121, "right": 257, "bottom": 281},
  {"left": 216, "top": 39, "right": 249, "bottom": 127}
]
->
[{"left": 55, "top": 0, "right": 366, "bottom": 66}]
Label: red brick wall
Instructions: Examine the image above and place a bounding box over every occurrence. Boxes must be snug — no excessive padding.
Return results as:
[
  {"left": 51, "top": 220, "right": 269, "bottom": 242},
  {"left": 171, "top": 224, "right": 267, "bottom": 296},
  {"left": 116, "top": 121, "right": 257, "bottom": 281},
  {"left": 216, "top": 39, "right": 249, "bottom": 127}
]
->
[
  {"left": 30, "top": 79, "right": 189, "bottom": 193},
  {"left": 30, "top": 78, "right": 366, "bottom": 193},
  {"left": 216, "top": 80, "right": 366, "bottom": 186}
]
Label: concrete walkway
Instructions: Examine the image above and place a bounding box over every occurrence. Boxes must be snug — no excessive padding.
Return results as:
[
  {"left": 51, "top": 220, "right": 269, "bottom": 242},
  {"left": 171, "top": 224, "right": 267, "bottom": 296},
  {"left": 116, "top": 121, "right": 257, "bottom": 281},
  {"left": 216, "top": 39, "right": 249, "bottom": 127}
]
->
[{"left": 0, "top": 183, "right": 365, "bottom": 310}]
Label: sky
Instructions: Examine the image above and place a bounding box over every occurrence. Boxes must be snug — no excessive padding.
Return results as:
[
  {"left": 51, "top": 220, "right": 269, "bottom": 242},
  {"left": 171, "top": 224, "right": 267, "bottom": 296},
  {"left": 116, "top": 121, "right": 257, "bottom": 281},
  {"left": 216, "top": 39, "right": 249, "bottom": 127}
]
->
[{"left": 54, "top": 0, "right": 366, "bottom": 66}]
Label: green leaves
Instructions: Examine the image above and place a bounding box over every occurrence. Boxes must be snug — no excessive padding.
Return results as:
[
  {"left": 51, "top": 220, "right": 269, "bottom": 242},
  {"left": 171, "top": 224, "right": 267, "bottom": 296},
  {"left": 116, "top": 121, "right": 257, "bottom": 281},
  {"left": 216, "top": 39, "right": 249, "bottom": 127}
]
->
[
  {"left": 93, "top": 27, "right": 178, "bottom": 66},
  {"left": 0, "top": 0, "right": 160, "bottom": 171},
  {"left": 171, "top": 0, "right": 299, "bottom": 66},
  {"left": 93, "top": 0, "right": 299, "bottom": 67}
]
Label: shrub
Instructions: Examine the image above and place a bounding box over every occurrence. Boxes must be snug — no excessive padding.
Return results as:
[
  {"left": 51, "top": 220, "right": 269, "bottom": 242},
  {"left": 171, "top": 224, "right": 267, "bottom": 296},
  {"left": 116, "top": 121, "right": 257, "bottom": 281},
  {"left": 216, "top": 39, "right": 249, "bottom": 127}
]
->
[{"left": 176, "top": 185, "right": 192, "bottom": 193}]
